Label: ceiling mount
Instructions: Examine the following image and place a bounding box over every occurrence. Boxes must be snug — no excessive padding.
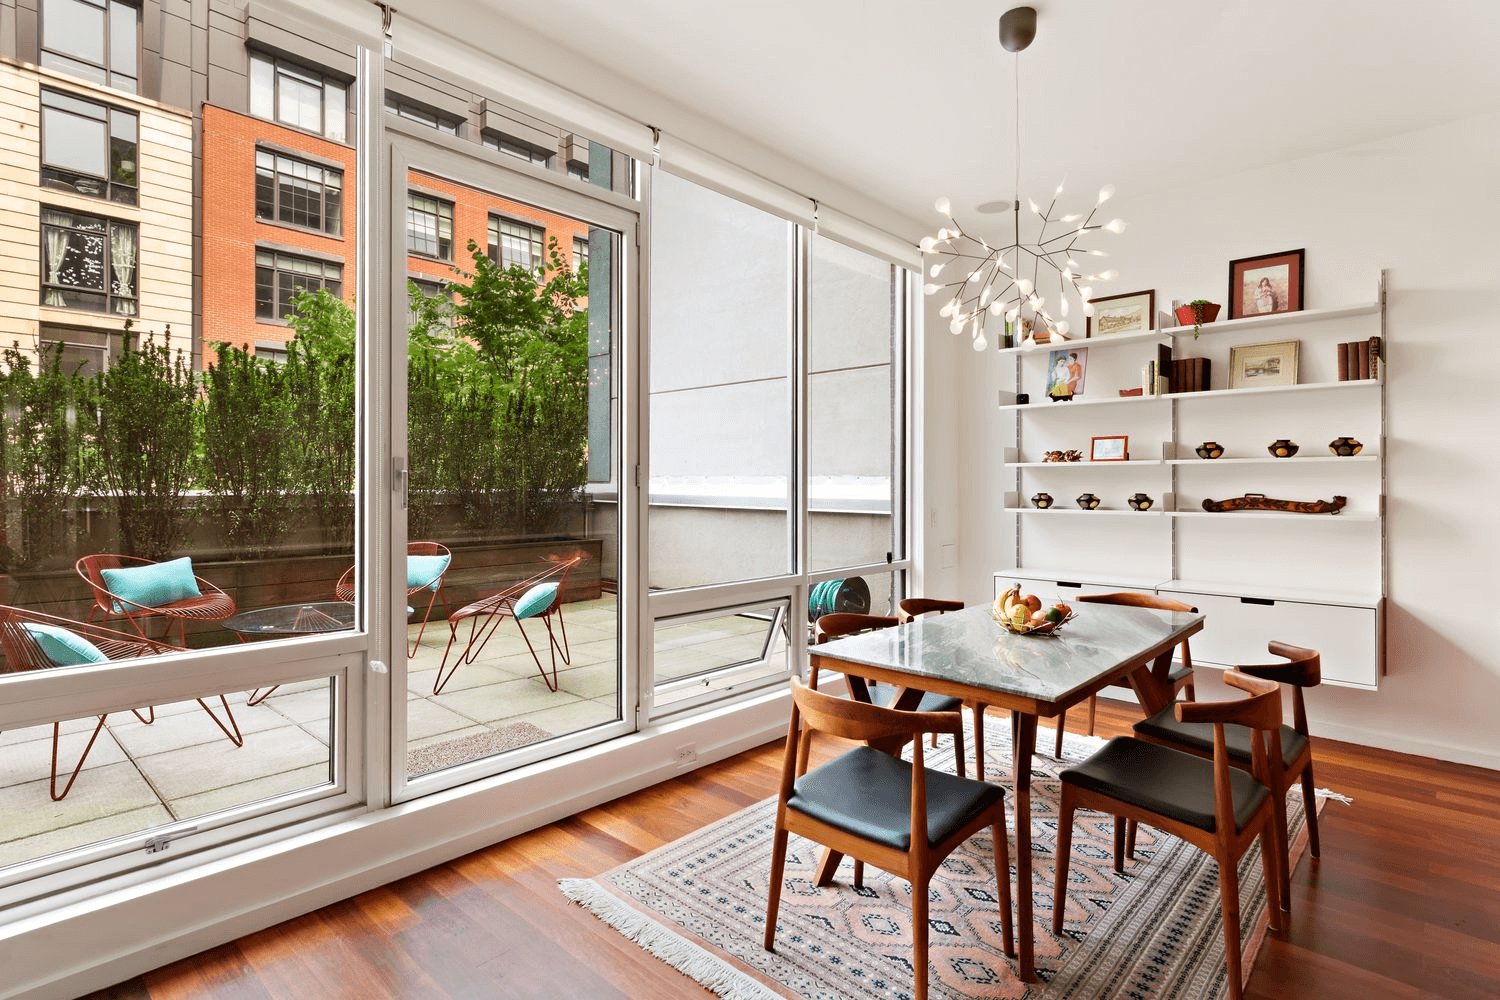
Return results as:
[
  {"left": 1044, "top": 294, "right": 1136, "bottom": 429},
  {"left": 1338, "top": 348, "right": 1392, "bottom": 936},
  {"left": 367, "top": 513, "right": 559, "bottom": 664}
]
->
[{"left": 999, "top": 6, "right": 1036, "bottom": 53}]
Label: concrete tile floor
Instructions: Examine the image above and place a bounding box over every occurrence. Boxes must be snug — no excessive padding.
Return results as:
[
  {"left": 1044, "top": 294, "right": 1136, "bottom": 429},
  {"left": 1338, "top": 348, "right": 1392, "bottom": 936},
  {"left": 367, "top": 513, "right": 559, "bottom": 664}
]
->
[{"left": 0, "top": 598, "right": 785, "bottom": 870}]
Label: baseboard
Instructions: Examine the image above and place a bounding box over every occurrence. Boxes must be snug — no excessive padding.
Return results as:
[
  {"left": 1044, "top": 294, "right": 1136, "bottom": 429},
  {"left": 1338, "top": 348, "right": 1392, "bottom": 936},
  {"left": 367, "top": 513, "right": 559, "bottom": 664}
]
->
[
  {"left": 2, "top": 692, "right": 792, "bottom": 1000},
  {"left": 1310, "top": 720, "right": 1500, "bottom": 771}
]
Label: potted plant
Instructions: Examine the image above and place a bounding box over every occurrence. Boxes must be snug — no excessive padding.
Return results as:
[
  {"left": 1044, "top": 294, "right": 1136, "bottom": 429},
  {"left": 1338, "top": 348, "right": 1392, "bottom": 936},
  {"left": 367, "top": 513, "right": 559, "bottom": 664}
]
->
[{"left": 1174, "top": 299, "right": 1221, "bottom": 338}]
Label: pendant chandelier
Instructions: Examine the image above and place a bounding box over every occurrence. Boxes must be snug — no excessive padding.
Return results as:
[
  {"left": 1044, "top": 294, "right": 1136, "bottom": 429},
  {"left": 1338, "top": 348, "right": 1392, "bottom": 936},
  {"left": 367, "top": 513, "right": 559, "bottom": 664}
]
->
[{"left": 921, "top": 6, "right": 1125, "bottom": 351}]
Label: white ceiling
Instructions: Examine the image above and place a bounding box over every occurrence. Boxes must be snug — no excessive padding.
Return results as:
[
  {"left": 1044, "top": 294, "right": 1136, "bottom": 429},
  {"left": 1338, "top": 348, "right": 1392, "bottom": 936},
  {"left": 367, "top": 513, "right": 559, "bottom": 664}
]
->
[{"left": 433, "top": 0, "right": 1500, "bottom": 237}]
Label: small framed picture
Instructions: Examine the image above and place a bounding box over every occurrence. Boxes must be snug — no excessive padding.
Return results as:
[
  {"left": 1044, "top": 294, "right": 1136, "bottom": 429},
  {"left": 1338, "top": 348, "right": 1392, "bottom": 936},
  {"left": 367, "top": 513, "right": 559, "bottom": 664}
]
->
[
  {"left": 1228, "top": 339, "right": 1300, "bottom": 388},
  {"left": 1090, "top": 435, "right": 1129, "bottom": 462},
  {"left": 1086, "top": 289, "right": 1155, "bottom": 337},
  {"left": 1228, "top": 248, "right": 1304, "bottom": 319},
  {"left": 1047, "top": 347, "right": 1087, "bottom": 399}
]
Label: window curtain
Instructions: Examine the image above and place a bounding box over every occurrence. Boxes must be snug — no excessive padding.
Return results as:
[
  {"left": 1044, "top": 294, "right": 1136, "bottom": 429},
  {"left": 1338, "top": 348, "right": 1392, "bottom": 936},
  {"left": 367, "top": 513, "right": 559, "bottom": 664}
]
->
[
  {"left": 43, "top": 217, "right": 69, "bottom": 307},
  {"left": 110, "top": 224, "right": 136, "bottom": 315}
]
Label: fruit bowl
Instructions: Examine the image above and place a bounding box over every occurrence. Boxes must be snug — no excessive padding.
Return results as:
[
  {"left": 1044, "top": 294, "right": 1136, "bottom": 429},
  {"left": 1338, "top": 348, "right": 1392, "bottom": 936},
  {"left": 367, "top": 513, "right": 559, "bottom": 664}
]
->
[{"left": 991, "top": 608, "right": 1076, "bottom": 635}]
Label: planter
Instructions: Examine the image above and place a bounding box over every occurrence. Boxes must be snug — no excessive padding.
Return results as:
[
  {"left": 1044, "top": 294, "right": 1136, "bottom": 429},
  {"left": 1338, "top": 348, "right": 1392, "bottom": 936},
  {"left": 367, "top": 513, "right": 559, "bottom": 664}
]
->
[{"left": 1175, "top": 302, "right": 1222, "bottom": 328}]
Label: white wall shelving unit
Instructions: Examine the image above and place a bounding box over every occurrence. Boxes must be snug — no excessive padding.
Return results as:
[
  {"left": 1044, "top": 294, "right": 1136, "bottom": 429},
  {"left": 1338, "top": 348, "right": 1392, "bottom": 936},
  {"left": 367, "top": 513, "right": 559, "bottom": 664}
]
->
[{"left": 995, "top": 272, "right": 1387, "bottom": 689}]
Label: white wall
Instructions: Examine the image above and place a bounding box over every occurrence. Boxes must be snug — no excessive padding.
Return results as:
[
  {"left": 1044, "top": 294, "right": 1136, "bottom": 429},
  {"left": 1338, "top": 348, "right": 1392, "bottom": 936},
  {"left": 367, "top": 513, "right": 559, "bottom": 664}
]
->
[{"left": 948, "top": 111, "right": 1500, "bottom": 769}]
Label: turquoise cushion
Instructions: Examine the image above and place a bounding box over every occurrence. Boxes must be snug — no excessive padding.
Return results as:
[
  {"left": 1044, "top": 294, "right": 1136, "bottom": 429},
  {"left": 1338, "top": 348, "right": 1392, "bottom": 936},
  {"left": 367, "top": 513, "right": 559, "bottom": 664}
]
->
[
  {"left": 21, "top": 623, "right": 109, "bottom": 667},
  {"left": 513, "top": 582, "right": 557, "bottom": 619},
  {"left": 100, "top": 557, "right": 201, "bottom": 614},
  {"left": 407, "top": 553, "right": 450, "bottom": 592}
]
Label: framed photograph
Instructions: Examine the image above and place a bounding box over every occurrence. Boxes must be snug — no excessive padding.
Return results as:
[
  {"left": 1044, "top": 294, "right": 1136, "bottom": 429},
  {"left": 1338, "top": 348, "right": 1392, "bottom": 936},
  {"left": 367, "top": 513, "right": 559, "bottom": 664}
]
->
[
  {"left": 1090, "top": 435, "right": 1129, "bottom": 462},
  {"left": 1086, "top": 289, "right": 1155, "bottom": 337},
  {"left": 1228, "top": 339, "right": 1300, "bottom": 388},
  {"left": 1046, "top": 347, "right": 1087, "bottom": 399},
  {"left": 1228, "top": 248, "right": 1304, "bottom": 319}
]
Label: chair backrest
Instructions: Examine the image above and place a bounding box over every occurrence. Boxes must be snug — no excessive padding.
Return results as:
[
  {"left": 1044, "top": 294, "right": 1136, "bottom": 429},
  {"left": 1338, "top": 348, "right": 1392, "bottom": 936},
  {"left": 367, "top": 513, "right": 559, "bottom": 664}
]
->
[
  {"left": 76, "top": 553, "right": 150, "bottom": 615},
  {"left": 897, "top": 597, "right": 964, "bottom": 625},
  {"left": 0, "top": 604, "right": 177, "bottom": 673},
  {"left": 814, "top": 612, "right": 899, "bottom": 645},
  {"left": 1236, "top": 640, "right": 1320, "bottom": 734},
  {"left": 1176, "top": 670, "right": 1284, "bottom": 833},
  {"left": 336, "top": 542, "right": 462, "bottom": 601},
  {"left": 1078, "top": 590, "right": 1198, "bottom": 669}
]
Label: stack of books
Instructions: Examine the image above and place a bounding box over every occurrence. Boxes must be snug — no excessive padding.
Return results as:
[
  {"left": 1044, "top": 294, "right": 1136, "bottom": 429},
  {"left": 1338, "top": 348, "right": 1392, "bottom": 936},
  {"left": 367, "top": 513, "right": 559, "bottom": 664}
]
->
[
  {"left": 1337, "top": 337, "right": 1382, "bottom": 380},
  {"left": 1171, "top": 357, "right": 1212, "bottom": 393}
]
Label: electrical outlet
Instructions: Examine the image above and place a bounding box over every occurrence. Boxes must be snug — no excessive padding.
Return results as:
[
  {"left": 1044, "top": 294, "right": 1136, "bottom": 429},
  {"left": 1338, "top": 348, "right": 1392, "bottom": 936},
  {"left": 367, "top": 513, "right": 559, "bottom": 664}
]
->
[{"left": 673, "top": 743, "right": 697, "bottom": 766}]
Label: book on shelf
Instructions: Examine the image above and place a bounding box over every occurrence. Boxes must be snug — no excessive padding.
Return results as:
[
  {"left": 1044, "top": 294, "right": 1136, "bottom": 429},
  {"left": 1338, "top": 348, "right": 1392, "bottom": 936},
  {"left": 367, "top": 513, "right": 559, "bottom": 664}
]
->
[
  {"left": 1337, "top": 341, "right": 1351, "bottom": 381},
  {"left": 1368, "top": 336, "right": 1382, "bottom": 379},
  {"left": 1157, "top": 343, "right": 1173, "bottom": 395},
  {"left": 1356, "top": 339, "right": 1370, "bottom": 380}
]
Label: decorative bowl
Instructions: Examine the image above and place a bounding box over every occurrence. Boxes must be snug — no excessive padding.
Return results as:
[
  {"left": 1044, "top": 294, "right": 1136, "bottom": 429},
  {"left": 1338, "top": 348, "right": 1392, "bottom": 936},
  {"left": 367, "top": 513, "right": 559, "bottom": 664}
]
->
[
  {"left": 1328, "top": 436, "right": 1363, "bottom": 457},
  {"left": 1128, "top": 492, "right": 1154, "bottom": 511},
  {"left": 1031, "top": 492, "right": 1054, "bottom": 509},
  {"left": 1267, "top": 439, "right": 1299, "bottom": 458},
  {"left": 1195, "top": 441, "right": 1225, "bottom": 460},
  {"left": 991, "top": 608, "right": 1076, "bottom": 635},
  {"left": 1076, "top": 493, "right": 1101, "bottom": 510}
]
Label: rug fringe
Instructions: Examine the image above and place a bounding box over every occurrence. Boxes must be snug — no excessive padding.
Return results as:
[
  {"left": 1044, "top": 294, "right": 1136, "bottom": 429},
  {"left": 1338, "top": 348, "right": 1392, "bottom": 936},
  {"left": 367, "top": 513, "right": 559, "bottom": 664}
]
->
[
  {"left": 559, "top": 878, "right": 784, "bottom": 1000},
  {"left": 1314, "top": 787, "right": 1354, "bottom": 804}
]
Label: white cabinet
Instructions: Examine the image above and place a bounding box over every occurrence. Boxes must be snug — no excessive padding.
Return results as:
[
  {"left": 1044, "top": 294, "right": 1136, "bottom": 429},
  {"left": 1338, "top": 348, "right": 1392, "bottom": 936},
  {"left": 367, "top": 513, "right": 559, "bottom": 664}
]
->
[{"left": 995, "top": 273, "right": 1387, "bottom": 688}]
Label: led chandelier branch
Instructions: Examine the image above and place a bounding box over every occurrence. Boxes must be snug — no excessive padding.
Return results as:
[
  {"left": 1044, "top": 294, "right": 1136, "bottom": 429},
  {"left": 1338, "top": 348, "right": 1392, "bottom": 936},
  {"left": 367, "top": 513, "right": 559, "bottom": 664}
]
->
[{"left": 920, "top": 6, "right": 1125, "bottom": 352}]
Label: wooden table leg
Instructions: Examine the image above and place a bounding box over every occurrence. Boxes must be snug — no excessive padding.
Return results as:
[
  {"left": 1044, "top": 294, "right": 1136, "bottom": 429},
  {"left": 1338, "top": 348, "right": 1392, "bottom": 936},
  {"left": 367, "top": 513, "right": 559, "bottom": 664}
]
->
[
  {"left": 1012, "top": 711, "right": 1037, "bottom": 982},
  {"left": 1124, "top": 648, "right": 1176, "bottom": 717},
  {"left": 972, "top": 703, "right": 988, "bottom": 781}
]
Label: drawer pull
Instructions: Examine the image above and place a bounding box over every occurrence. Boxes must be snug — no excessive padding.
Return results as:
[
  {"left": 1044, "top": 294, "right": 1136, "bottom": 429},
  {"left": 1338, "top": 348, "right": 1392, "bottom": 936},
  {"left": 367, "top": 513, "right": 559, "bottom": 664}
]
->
[
  {"left": 1056, "top": 581, "right": 1082, "bottom": 589},
  {"left": 1240, "top": 596, "right": 1275, "bottom": 606}
]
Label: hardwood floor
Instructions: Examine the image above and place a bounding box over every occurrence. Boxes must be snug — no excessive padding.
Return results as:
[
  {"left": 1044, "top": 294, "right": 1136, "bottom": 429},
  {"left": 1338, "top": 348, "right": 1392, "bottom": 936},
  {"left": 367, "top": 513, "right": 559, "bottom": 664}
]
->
[{"left": 83, "top": 699, "right": 1500, "bottom": 1000}]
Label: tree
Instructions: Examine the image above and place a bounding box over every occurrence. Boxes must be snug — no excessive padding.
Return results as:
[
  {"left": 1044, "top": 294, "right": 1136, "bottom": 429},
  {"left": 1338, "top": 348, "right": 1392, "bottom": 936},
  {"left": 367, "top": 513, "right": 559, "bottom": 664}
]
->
[{"left": 283, "top": 288, "right": 357, "bottom": 554}]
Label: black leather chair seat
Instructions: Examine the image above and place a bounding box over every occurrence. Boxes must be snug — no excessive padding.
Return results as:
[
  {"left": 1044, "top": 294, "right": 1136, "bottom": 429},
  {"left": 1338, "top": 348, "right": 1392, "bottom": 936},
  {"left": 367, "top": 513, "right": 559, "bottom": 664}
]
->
[
  {"left": 1061, "top": 737, "right": 1270, "bottom": 834},
  {"left": 867, "top": 682, "right": 964, "bottom": 715},
  {"left": 1134, "top": 706, "right": 1309, "bottom": 765},
  {"left": 789, "top": 745, "right": 1005, "bottom": 851}
]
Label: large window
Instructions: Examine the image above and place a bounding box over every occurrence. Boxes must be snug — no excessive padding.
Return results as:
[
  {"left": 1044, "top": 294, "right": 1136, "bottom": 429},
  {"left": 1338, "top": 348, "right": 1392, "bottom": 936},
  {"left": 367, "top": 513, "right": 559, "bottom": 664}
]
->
[
  {"left": 487, "top": 215, "right": 545, "bottom": 270},
  {"left": 255, "top": 249, "right": 342, "bottom": 320},
  {"left": 255, "top": 149, "right": 343, "bottom": 234},
  {"left": 406, "top": 194, "right": 453, "bottom": 259},
  {"left": 386, "top": 95, "right": 461, "bottom": 135},
  {"left": 249, "top": 52, "right": 347, "bottom": 142},
  {"left": 40, "top": 0, "right": 138, "bottom": 93},
  {"left": 40, "top": 325, "right": 111, "bottom": 375},
  {"left": 41, "top": 207, "right": 137, "bottom": 315},
  {"left": 41, "top": 88, "right": 137, "bottom": 205},
  {"left": 573, "top": 235, "right": 589, "bottom": 273}
]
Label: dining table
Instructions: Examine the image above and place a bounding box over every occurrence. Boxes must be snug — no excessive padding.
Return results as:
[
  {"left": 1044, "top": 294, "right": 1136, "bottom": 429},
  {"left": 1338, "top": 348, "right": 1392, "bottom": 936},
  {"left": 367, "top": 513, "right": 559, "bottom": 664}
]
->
[{"left": 807, "top": 600, "right": 1205, "bottom": 982}]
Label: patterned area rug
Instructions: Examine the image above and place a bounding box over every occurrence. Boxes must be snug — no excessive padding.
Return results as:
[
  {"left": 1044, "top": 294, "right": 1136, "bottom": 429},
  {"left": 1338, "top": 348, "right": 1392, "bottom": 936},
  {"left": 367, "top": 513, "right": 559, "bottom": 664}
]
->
[
  {"left": 407, "top": 721, "right": 552, "bottom": 776},
  {"left": 561, "top": 720, "right": 1317, "bottom": 1000}
]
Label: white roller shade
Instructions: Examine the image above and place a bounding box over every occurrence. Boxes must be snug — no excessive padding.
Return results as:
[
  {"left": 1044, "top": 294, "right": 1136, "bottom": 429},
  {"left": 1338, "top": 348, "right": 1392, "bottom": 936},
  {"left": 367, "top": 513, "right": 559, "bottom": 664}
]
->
[
  {"left": 390, "top": 22, "right": 656, "bottom": 162},
  {"left": 817, "top": 206, "right": 921, "bottom": 272},
  {"left": 655, "top": 134, "right": 817, "bottom": 229}
]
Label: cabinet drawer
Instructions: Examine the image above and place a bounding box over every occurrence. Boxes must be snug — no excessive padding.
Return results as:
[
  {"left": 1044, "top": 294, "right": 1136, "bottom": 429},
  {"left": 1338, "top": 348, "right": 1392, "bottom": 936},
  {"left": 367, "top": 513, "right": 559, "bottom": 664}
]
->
[{"left": 1162, "top": 590, "right": 1379, "bottom": 690}]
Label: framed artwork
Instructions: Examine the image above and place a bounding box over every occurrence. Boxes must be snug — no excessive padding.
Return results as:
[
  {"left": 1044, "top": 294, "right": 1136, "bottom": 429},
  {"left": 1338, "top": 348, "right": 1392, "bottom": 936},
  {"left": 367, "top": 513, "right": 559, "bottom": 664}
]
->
[
  {"left": 1090, "top": 435, "right": 1129, "bottom": 462},
  {"left": 1228, "top": 339, "right": 1300, "bottom": 388},
  {"left": 1086, "top": 289, "right": 1155, "bottom": 337},
  {"left": 1228, "top": 248, "right": 1304, "bottom": 319},
  {"left": 1046, "top": 347, "right": 1087, "bottom": 399}
]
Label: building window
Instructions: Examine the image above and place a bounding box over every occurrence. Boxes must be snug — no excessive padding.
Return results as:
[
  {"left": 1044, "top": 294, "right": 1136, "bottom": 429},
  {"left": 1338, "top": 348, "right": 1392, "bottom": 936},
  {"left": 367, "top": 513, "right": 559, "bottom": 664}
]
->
[
  {"left": 573, "top": 235, "right": 589, "bottom": 272},
  {"left": 40, "top": 0, "right": 138, "bottom": 93},
  {"left": 488, "top": 216, "right": 545, "bottom": 271},
  {"left": 249, "top": 52, "right": 347, "bottom": 142},
  {"left": 255, "top": 249, "right": 342, "bottom": 320},
  {"left": 40, "top": 89, "right": 137, "bottom": 205},
  {"left": 255, "top": 149, "right": 343, "bottom": 235},
  {"left": 40, "top": 325, "right": 110, "bottom": 376},
  {"left": 386, "top": 95, "right": 461, "bottom": 135},
  {"left": 41, "top": 207, "right": 137, "bottom": 315},
  {"left": 254, "top": 339, "right": 289, "bottom": 364},
  {"left": 406, "top": 194, "right": 453, "bottom": 260},
  {"left": 481, "top": 130, "right": 552, "bottom": 167},
  {"left": 409, "top": 277, "right": 453, "bottom": 329}
]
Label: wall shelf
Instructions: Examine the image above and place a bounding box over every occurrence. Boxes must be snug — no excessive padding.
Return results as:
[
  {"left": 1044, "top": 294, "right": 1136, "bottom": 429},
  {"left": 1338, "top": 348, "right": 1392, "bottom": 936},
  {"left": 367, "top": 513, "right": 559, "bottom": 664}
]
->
[
  {"left": 995, "top": 327, "right": 1167, "bottom": 355},
  {"left": 997, "top": 273, "right": 1388, "bottom": 689}
]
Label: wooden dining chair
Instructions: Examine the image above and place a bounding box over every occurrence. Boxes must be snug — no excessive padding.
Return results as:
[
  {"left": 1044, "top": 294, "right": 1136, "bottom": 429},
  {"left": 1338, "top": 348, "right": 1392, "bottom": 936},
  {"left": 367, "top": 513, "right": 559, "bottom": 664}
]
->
[
  {"left": 1131, "top": 641, "right": 1321, "bottom": 912},
  {"left": 1052, "top": 670, "right": 1285, "bottom": 1000},
  {"left": 765, "top": 677, "right": 1013, "bottom": 1000},
  {"left": 812, "top": 611, "right": 966, "bottom": 729},
  {"left": 897, "top": 598, "right": 999, "bottom": 780},
  {"left": 1049, "top": 591, "right": 1198, "bottom": 758}
]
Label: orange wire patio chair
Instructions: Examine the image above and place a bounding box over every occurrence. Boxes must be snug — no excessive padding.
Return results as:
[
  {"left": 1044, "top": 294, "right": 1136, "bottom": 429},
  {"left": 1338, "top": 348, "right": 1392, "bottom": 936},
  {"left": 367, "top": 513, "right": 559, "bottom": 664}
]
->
[
  {"left": 76, "top": 553, "right": 237, "bottom": 647},
  {"left": 0, "top": 605, "right": 243, "bottom": 801},
  {"left": 433, "top": 552, "right": 586, "bottom": 696},
  {"left": 336, "top": 541, "right": 453, "bottom": 658}
]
